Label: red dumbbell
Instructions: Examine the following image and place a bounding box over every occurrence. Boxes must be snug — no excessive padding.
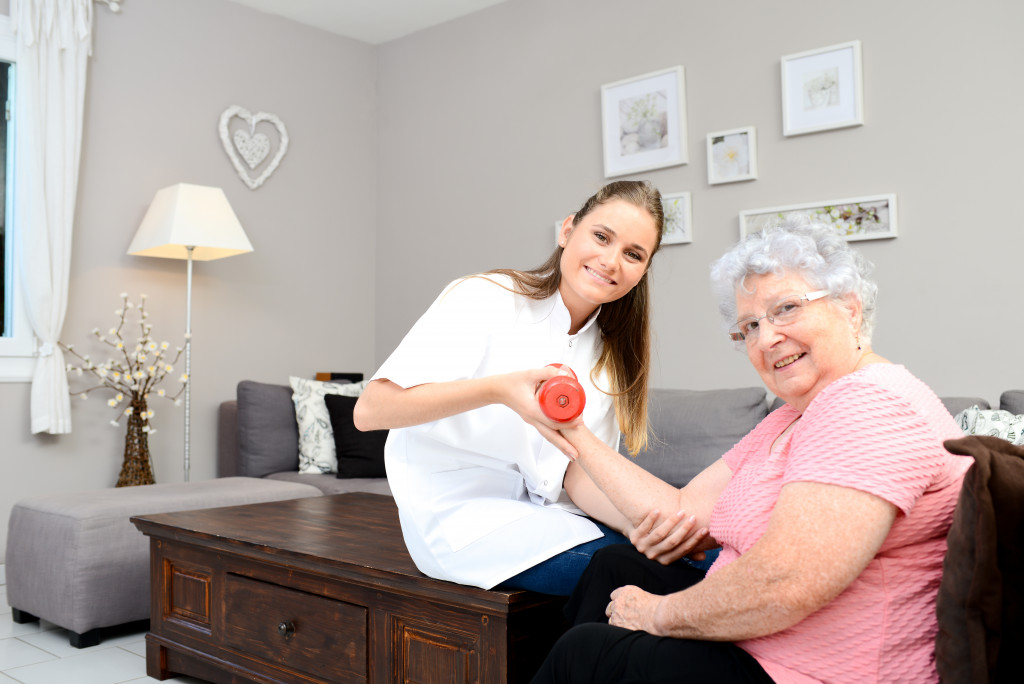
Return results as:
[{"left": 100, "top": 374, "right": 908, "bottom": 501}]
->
[{"left": 538, "top": 364, "right": 586, "bottom": 422}]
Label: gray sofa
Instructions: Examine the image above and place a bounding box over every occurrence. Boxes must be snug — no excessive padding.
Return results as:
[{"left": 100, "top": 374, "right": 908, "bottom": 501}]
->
[{"left": 217, "top": 379, "right": 1024, "bottom": 493}]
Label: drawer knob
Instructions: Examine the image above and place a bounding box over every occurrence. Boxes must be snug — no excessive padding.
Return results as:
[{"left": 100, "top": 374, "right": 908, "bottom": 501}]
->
[{"left": 277, "top": 621, "right": 295, "bottom": 640}]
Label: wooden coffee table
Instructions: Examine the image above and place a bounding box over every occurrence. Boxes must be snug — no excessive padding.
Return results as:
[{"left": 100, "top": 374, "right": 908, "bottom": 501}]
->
[{"left": 131, "top": 492, "right": 566, "bottom": 684}]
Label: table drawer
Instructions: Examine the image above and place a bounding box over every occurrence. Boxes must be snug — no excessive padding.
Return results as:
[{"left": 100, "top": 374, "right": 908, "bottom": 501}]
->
[{"left": 223, "top": 573, "right": 367, "bottom": 682}]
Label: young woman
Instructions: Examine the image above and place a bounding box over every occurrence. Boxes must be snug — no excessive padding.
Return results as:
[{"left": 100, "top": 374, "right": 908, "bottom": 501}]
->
[{"left": 353, "top": 180, "right": 664, "bottom": 594}]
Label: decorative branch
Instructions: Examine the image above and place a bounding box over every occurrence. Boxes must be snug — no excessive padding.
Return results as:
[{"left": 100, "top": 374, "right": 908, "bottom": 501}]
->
[{"left": 59, "top": 293, "right": 188, "bottom": 432}]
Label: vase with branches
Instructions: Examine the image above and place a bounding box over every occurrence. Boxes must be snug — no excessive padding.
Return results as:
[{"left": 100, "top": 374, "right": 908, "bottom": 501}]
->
[{"left": 59, "top": 293, "right": 188, "bottom": 486}]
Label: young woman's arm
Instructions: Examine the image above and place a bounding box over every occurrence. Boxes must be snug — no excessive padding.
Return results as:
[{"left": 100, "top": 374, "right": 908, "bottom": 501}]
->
[
  {"left": 353, "top": 368, "right": 581, "bottom": 456},
  {"left": 563, "top": 424, "right": 730, "bottom": 528},
  {"left": 561, "top": 424, "right": 731, "bottom": 555},
  {"left": 563, "top": 463, "right": 713, "bottom": 562}
]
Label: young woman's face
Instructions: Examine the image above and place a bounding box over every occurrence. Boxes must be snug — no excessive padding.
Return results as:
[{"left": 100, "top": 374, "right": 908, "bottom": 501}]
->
[{"left": 557, "top": 199, "right": 659, "bottom": 325}]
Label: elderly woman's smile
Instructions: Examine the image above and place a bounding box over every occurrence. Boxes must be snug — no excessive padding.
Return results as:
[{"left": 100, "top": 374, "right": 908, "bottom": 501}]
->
[
  {"left": 736, "top": 271, "right": 863, "bottom": 413},
  {"left": 773, "top": 353, "right": 805, "bottom": 369}
]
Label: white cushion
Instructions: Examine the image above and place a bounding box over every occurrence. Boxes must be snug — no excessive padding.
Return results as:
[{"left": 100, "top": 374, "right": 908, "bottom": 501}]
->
[
  {"left": 954, "top": 405, "right": 1024, "bottom": 446},
  {"left": 289, "top": 376, "right": 368, "bottom": 473}
]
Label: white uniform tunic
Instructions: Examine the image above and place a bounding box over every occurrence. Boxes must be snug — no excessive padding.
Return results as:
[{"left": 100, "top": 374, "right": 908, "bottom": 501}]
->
[{"left": 373, "top": 275, "right": 620, "bottom": 589}]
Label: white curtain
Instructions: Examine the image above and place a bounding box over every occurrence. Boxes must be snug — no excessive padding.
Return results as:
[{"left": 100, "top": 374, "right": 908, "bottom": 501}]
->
[{"left": 12, "top": 0, "right": 94, "bottom": 434}]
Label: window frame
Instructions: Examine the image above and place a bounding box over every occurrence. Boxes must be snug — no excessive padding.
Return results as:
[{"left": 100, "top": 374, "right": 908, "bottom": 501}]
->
[{"left": 0, "top": 14, "right": 36, "bottom": 382}]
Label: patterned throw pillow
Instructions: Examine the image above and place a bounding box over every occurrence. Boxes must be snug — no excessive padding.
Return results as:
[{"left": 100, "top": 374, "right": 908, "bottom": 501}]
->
[
  {"left": 954, "top": 405, "right": 1024, "bottom": 446},
  {"left": 289, "top": 376, "right": 368, "bottom": 473}
]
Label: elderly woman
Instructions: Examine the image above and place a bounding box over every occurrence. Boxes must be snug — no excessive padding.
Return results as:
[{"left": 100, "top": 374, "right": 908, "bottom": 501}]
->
[{"left": 533, "top": 222, "right": 972, "bottom": 684}]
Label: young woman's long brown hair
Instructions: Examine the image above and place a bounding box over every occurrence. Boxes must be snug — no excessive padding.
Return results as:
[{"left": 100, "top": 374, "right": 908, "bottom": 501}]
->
[{"left": 487, "top": 180, "right": 664, "bottom": 454}]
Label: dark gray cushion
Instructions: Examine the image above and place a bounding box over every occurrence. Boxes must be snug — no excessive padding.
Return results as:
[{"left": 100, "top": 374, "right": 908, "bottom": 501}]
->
[
  {"left": 624, "top": 387, "right": 768, "bottom": 488},
  {"left": 1001, "top": 390, "right": 1024, "bottom": 415},
  {"left": 236, "top": 380, "right": 300, "bottom": 478},
  {"left": 942, "top": 396, "right": 992, "bottom": 416}
]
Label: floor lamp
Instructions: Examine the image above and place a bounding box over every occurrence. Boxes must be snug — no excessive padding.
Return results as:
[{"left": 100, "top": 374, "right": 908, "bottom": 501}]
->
[{"left": 127, "top": 183, "right": 253, "bottom": 481}]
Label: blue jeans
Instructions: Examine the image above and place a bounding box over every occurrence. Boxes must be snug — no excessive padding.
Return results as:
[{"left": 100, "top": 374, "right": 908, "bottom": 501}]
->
[
  {"left": 498, "top": 522, "right": 630, "bottom": 596},
  {"left": 499, "top": 523, "right": 722, "bottom": 595}
]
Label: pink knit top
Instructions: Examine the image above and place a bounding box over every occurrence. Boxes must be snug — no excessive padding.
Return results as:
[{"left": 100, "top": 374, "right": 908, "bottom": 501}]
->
[{"left": 708, "top": 365, "right": 971, "bottom": 684}]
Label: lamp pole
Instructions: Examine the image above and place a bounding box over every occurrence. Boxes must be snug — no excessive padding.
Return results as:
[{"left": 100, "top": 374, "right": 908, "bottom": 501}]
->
[{"left": 184, "top": 245, "right": 194, "bottom": 482}]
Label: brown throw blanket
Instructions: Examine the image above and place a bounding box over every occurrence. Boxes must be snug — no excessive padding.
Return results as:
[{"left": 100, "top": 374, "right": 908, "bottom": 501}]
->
[{"left": 936, "top": 435, "right": 1024, "bottom": 683}]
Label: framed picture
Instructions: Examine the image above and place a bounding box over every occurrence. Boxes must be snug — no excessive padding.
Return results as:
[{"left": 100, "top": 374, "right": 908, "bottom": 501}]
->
[
  {"left": 601, "top": 66, "right": 688, "bottom": 178},
  {"left": 661, "top": 192, "right": 692, "bottom": 245},
  {"left": 781, "top": 40, "right": 863, "bottom": 136},
  {"left": 739, "top": 193, "right": 897, "bottom": 242},
  {"left": 706, "top": 126, "right": 758, "bottom": 184}
]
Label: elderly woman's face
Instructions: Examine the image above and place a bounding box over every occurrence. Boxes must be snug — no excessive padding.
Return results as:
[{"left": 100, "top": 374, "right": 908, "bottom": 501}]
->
[{"left": 735, "top": 271, "right": 862, "bottom": 412}]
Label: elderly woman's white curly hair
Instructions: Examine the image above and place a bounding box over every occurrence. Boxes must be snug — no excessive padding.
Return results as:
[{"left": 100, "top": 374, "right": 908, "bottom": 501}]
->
[{"left": 709, "top": 216, "right": 879, "bottom": 343}]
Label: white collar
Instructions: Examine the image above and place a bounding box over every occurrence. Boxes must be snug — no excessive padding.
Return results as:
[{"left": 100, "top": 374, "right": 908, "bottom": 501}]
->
[{"left": 550, "top": 289, "right": 601, "bottom": 337}]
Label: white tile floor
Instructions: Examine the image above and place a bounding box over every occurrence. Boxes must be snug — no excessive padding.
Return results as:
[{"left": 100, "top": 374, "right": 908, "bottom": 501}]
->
[{"left": 0, "top": 565, "right": 209, "bottom": 684}]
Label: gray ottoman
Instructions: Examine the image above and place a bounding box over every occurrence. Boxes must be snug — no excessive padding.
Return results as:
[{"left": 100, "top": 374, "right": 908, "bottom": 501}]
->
[{"left": 6, "top": 476, "right": 321, "bottom": 647}]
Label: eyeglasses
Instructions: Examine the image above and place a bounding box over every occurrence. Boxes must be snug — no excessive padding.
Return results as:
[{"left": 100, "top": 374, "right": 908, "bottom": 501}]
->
[{"left": 729, "top": 290, "right": 830, "bottom": 342}]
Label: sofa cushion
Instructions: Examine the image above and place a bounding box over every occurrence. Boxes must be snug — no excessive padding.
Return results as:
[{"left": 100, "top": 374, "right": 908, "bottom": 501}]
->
[
  {"left": 941, "top": 396, "right": 991, "bottom": 416},
  {"left": 1001, "top": 390, "right": 1024, "bottom": 415},
  {"left": 955, "top": 406, "right": 1024, "bottom": 446},
  {"left": 771, "top": 395, "right": 993, "bottom": 417},
  {"left": 265, "top": 471, "right": 393, "bottom": 496},
  {"left": 325, "top": 394, "right": 388, "bottom": 478},
  {"left": 237, "top": 381, "right": 300, "bottom": 478},
  {"left": 625, "top": 387, "right": 768, "bottom": 488},
  {"left": 936, "top": 435, "right": 1024, "bottom": 682},
  {"left": 217, "top": 400, "right": 241, "bottom": 477},
  {"left": 289, "top": 376, "right": 367, "bottom": 474}
]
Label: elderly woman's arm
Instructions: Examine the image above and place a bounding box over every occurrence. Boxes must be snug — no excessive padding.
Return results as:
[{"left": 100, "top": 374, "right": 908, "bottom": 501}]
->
[
  {"left": 607, "top": 481, "right": 897, "bottom": 639},
  {"left": 561, "top": 424, "right": 731, "bottom": 554}
]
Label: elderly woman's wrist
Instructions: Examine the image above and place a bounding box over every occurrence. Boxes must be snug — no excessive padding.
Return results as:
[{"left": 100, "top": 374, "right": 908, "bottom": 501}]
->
[{"left": 650, "top": 595, "right": 670, "bottom": 636}]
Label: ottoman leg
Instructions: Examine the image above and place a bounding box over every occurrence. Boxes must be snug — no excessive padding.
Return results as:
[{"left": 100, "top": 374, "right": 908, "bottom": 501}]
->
[
  {"left": 70, "top": 628, "right": 102, "bottom": 649},
  {"left": 11, "top": 608, "right": 39, "bottom": 624}
]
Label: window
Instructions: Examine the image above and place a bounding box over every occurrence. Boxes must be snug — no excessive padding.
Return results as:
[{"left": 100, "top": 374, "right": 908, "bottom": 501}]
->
[{"left": 0, "top": 14, "right": 35, "bottom": 382}]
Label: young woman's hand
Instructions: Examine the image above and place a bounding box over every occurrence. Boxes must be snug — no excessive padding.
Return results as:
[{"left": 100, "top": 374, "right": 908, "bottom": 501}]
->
[
  {"left": 629, "top": 509, "right": 710, "bottom": 565},
  {"left": 497, "top": 365, "right": 582, "bottom": 460}
]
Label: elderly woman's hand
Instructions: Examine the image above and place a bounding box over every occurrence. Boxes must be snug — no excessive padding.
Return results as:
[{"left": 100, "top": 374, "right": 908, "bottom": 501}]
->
[
  {"left": 606, "top": 585, "right": 663, "bottom": 634},
  {"left": 630, "top": 509, "right": 709, "bottom": 565}
]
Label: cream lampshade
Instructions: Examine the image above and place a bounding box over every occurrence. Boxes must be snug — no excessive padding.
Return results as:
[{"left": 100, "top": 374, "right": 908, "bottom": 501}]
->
[{"left": 128, "top": 183, "right": 253, "bottom": 481}]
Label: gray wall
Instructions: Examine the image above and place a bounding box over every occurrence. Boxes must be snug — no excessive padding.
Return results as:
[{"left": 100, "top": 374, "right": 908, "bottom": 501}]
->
[
  {"left": 0, "top": 0, "right": 377, "bottom": 560},
  {"left": 375, "top": 0, "right": 1024, "bottom": 402},
  {"left": 0, "top": 0, "right": 1022, "bottom": 561}
]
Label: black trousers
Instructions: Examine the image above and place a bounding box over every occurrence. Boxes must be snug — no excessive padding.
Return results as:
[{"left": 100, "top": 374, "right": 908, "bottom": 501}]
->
[{"left": 531, "top": 544, "right": 775, "bottom": 684}]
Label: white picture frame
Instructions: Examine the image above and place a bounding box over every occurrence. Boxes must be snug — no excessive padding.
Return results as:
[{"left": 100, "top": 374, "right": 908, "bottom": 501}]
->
[
  {"left": 781, "top": 40, "right": 863, "bottom": 137},
  {"left": 706, "top": 126, "right": 758, "bottom": 185},
  {"left": 601, "top": 66, "right": 688, "bottom": 178},
  {"left": 739, "top": 193, "right": 897, "bottom": 242},
  {"left": 661, "top": 192, "right": 692, "bottom": 245}
]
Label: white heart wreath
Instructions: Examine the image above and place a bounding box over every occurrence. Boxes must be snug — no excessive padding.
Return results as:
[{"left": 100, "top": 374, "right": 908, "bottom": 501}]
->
[{"left": 219, "top": 105, "right": 289, "bottom": 190}]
